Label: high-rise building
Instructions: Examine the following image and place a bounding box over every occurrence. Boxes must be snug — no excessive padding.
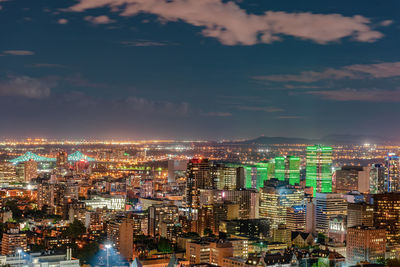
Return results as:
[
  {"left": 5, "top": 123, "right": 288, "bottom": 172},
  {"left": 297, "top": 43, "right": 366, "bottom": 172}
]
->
[
  {"left": 385, "top": 153, "right": 400, "bottom": 192},
  {"left": 335, "top": 166, "right": 370, "bottom": 193},
  {"left": 119, "top": 218, "right": 134, "bottom": 260},
  {"left": 347, "top": 202, "right": 374, "bottom": 228},
  {"left": 314, "top": 193, "right": 347, "bottom": 234},
  {"left": 185, "top": 158, "right": 212, "bottom": 221},
  {"left": 373, "top": 193, "right": 400, "bottom": 245},
  {"left": 56, "top": 151, "right": 68, "bottom": 169},
  {"left": 259, "top": 180, "right": 304, "bottom": 231},
  {"left": 274, "top": 156, "right": 300, "bottom": 185},
  {"left": 306, "top": 145, "right": 333, "bottom": 196},
  {"left": 346, "top": 226, "right": 386, "bottom": 265},
  {"left": 24, "top": 159, "right": 37, "bottom": 182},
  {"left": 286, "top": 205, "right": 306, "bottom": 232},
  {"left": 370, "top": 164, "right": 385, "bottom": 194},
  {"left": 1, "top": 229, "right": 27, "bottom": 255},
  {"left": 148, "top": 204, "right": 179, "bottom": 237},
  {"left": 212, "top": 164, "right": 238, "bottom": 190},
  {"left": 244, "top": 163, "right": 269, "bottom": 189}
]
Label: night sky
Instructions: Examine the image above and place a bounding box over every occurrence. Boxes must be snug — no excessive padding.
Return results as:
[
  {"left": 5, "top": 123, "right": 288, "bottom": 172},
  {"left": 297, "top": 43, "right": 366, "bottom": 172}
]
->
[{"left": 1, "top": 0, "right": 399, "bottom": 140}]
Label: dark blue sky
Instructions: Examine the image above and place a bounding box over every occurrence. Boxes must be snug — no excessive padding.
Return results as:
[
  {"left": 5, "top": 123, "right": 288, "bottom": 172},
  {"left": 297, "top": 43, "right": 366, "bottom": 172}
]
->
[{"left": 1, "top": 0, "right": 399, "bottom": 140}]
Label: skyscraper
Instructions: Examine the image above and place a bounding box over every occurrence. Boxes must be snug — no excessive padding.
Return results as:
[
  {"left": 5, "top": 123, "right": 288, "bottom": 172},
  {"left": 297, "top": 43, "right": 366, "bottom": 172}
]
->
[
  {"left": 24, "top": 159, "right": 37, "bottom": 182},
  {"left": 373, "top": 193, "right": 400, "bottom": 245},
  {"left": 314, "top": 193, "right": 347, "bottom": 234},
  {"left": 306, "top": 145, "right": 333, "bottom": 196},
  {"left": 385, "top": 153, "right": 400, "bottom": 192},
  {"left": 370, "top": 164, "right": 385, "bottom": 194},
  {"left": 185, "top": 158, "right": 212, "bottom": 227}
]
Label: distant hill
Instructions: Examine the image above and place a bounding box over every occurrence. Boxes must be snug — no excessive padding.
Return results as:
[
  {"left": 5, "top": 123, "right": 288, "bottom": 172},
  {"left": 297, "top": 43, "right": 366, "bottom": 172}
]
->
[{"left": 234, "top": 134, "right": 393, "bottom": 145}]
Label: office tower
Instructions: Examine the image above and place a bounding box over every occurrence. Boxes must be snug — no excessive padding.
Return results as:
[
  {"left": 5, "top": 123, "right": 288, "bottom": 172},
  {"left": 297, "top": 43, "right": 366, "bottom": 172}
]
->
[
  {"left": 305, "top": 197, "right": 315, "bottom": 233},
  {"left": 385, "top": 153, "right": 400, "bottom": 192},
  {"left": 274, "top": 156, "right": 301, "bottom": 185},
  {"left": 335, "top": 166, "right": 370, "bottom": 193},
  {"left": 0, "top": 162, "right": 15, "bottom": 183},
  {"left": 259, "top": 180, "right": 304, "bottom": 231},
  {"left": 119, "top": 218, "right": 134, "bottom": 260},
  {"left": 24, "top": 159, "right": 37, "bottom": 182},
  {"left": 373, "top": 193, "right": 400, "bottom": 245},
  {"left": 148, "top": 204, "right": 179, "bottom": 237},
  {"left": 370, "top": 164, "right": 385, "bottom": 194},
  {"left": 15, "top": 163, "right": 25, "bottom": 182},
  {"left": 306, "top": 145, "right": 333, "bottom": 196},
  {"left": 274, "top": 157, "right": 286, "bottom": 181},
  {"left": 286, "top": 206, "right": 306, "bottom": 231},
  {"left": 1, "top": 229, "right": 27, "bottom": 255},
  {"left": 272, "top": 224, "right": 292, "bottom": 246},
  {"left": 56, "top": 151, "right": 68, "bottom": 169},
  {"left": 347, "top": 202, "right": 374, "bottom": 228},
  {"left": 287, "top": 156, "right": 301, "bottom": 185},
  {"left": 244, "top": 163, "right": 269, "bottom": 189},
  {"left": 37, "top": 182, "right": 66, "bottom": 215},
  {"left": 212, "top": 163, "right": 237, "bottom": 190},
  {"left": 346, "top": 226, "right": 386, "bottom": 265},
  {"left": 217, "top": 189, "right": 259, "bottom": 219},
  {"left": 315, "top": 193, "right": 347, "bottom": 234},
  {"left": 186, "top": 240, "right": 233, "bottom": 266},
  {"left": 185, "top": 158, "right": 212, "bottom": 221},
  {"left": 236, "top": 167, "right": 245, "bottom": 189},
  {"left": 219, "top": 219, "right": 271, "bottom": 239}
]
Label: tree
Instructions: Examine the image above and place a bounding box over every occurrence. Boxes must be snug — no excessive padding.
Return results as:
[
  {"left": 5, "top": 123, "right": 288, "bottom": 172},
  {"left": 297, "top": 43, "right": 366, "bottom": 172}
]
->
[
  {"left": 157, "top": 237, "right": 173, "bottom": 253},
  {"left": 387, "top": 258, "right": 400, "bottom": 267},
  {"left": 64, "top": 219, "right": 86, "bottom": 241},
  {"left": 76, "top": 242, "right": 99, "bottom": 263},
  {"left": 203, "top": 228, "right": 213, "bottom": 237}
]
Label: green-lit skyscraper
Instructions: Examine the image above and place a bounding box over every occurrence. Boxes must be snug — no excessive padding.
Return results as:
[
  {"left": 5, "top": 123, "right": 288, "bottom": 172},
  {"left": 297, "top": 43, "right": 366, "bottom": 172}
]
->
[
  {"left": 306, "top": 145, "right": 333, "bottom": 196},
  {"left": 273, "top": 156, "right": 300, "bottom": 185}
]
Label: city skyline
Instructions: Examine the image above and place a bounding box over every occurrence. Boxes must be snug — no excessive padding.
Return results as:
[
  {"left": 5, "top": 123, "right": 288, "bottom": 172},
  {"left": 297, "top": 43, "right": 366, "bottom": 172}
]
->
[{"left": 1, "top": 0, "right": 399, "bottom": 139}]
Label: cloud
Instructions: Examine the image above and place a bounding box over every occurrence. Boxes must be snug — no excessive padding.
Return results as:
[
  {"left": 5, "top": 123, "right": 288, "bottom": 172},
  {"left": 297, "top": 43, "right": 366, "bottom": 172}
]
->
[
  {"left": 58, "top": 18, "right": 69, "bottom": 24},
  {"left": 0, "top": 75, "right": 51, "bottom": 99},
  {"left": 255, "top": 61, "right": 400, "bottom": 82},
  {"left": 121, "top": 40, "right": 177, "bottom": 47},
  {"left": 67, "top": 0, "right": 389, "bottom": 45},
  {"left": 3, "top": 50, "right": 34, "bottom": 56},
  {"left": 84, "top": 15, "right": 115, "bottom": 24},
  {"left": 203, "top": 112, "right": 232, "bottom": 117},
  {"left": 237, "top": 106, "right": 284, "bottom": 112},
  {"left": 306, "top": 88, "right": 400, "bottom": 102},
  {"left": 380, "top": 20, "right": 394, "bottom": 26}
]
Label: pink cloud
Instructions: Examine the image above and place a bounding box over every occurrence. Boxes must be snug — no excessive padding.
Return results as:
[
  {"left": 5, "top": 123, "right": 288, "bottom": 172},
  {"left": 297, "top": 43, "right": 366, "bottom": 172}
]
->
[
  {"left": 67, "top": 0, "right": 389, "bottom": 45},
  {"left": 307, "top": 88, "right": 400, "bottom": 102}
]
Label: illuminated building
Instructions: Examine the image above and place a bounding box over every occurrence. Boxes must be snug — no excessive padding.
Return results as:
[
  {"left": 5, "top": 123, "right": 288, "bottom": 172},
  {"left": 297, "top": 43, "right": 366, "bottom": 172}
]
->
[
  {"left": 385, "top": 153, "right": 400, "bottom": 192},
  {"left": 1, "top": 229, "right": 27, "bottom": 255},
  {"left": 56, "top": 151, "right": 68, "bottom": 169},
  {"left": 185, "top": 158, "right": 212, "bottom": 222},
  {"left": 0, "top": 162, "right": 15, "bottom": 184},
  {"left": 24, "top": 159, "right": 37, "bottom": 182},
  {"left": 306, "top": 145, "right": 333, "bottom": 196},
  {"left": 274, "top": 156, "right": 300, "bottom": 185},
  {"left": 244, "top": 163, "right": 269, "bottom": 189},
  {"left": 148, "top": 204, "right": 179, "bottom": 237},
  {"left": 373, "top": 193, "right": 400, "bottom": 245},
  {"left": 186, "top": 239, "right": 233, "bottom": 266},
  {"left": 212, "top": 163, "right": 238, "bottom": 190},
  {"left": 167, "top": 159, "right": 187, "bottom": 183},
  {"left": 272, "top": 224, "right": 292, "bottom": 246},
  {"left": 286, "top": 206, "right": 306, "bottom": 232},
  {"left": 219, "top": 219, "right": 271, "bottom": 239},
  {"left": 370, "top": 164, "right": 385, "bottom": 194},
  {"left": 314, "top": 193, "right": 347, "bottom": 234},
  {"left": 328, "top": 215, "right": 346, "bottom": 244},
  {"left": 346, "top": 226, "right": 386, "bottom": 265},
  {"left": 259, "top": 180, "right": 304, "bottom": 231},
  {"left": 83, "top": 195, "right": 126, "bottom": 211},
  {"left": 335, "top": 166, "right": 370, "bottom": 193},
  {"left": 347, "top": 202, "right": 373, "bottom": 228},
  {"left": 119, "top": 218, "right": 134, "bottom": 260}
]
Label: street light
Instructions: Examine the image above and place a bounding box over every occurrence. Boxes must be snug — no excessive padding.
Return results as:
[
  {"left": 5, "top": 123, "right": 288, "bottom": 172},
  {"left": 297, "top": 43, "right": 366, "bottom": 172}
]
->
[
  {"left": 105, "top": 244, "right": 112, "bottom": 267},
  {"left": 17, "top": 249, "right": 22, "bottom": 267}
]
